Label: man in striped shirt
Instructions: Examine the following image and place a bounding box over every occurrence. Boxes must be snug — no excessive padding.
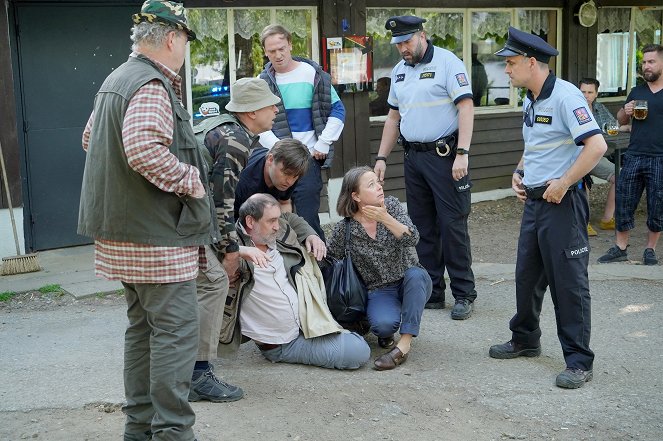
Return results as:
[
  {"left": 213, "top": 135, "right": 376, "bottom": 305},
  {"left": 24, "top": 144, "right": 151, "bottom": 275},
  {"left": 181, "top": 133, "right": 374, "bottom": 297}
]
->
[
  {"left": 259, "top": 24, "right": 346, "bottom": 240},
  {"left": 78, "top": 2, "right": 214, "bottom": 440}
]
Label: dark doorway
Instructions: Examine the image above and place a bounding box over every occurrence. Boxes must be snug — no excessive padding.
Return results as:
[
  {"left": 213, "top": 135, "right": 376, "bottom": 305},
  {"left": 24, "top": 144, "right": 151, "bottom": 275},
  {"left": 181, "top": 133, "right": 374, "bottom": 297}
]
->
[{"left": 14, "top": 3, "right": 137, "bottom": 250}]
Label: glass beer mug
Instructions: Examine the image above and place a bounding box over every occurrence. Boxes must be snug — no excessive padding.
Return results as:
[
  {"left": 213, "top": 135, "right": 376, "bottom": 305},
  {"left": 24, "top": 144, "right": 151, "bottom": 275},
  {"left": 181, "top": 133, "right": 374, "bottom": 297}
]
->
[
  {"left": 634, "top": 100, "right": 648, "bottom": 120},
  {"left": 605, "top": 121, "right": 619, "bottom": 136}
]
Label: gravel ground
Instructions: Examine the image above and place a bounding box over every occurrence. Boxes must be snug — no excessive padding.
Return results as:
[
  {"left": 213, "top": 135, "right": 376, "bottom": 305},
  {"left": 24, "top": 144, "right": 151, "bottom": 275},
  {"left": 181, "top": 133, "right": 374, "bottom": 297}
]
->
[{"left": 1, "top": 182, "right": 659, "bottom": 441}]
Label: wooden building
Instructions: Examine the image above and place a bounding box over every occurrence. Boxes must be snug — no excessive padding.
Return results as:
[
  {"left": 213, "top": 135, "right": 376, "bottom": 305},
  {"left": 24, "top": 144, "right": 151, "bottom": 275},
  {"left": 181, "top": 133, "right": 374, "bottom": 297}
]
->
[{"left": 1, "top": 0, "right": 660, "bottom": 251}]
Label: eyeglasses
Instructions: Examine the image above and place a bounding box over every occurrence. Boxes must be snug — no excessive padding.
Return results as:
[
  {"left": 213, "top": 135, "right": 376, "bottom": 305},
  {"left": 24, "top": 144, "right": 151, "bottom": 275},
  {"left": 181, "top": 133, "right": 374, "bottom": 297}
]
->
[{"left": 523, "top": 101, "right": 534, "bottom": 127}]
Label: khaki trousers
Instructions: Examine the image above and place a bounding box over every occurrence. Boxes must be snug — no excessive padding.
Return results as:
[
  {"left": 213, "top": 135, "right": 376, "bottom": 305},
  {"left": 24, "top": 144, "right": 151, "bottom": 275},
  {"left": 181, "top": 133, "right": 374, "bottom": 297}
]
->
[
  {"left": 196, "top": 245, "right": 229, "bottom": 361},
  {"left": 122, "top": 279, "right": 199, "bottom": 441}
]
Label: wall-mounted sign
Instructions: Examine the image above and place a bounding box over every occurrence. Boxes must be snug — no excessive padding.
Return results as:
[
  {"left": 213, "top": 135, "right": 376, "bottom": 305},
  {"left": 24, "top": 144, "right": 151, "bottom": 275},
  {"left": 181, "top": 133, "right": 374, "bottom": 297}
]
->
[{"left": 322, "top": 35, "right": 373, "bottom": 93}]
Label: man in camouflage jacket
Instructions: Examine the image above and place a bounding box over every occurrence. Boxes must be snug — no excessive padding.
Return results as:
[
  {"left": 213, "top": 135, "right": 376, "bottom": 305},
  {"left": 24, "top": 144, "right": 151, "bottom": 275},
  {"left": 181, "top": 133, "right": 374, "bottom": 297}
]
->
[{"left": 190, "top": 78, "right": 280, "bottom": 403}]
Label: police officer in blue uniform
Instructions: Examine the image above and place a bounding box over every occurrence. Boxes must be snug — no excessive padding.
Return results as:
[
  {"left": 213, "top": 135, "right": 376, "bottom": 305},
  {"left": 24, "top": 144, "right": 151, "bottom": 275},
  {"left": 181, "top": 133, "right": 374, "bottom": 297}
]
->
[
  {"left": 374, "top": 16, "right": 477, "bottom": 320},
  {"left": 488, "top": 27, "right": 607, "bottom": 389}
]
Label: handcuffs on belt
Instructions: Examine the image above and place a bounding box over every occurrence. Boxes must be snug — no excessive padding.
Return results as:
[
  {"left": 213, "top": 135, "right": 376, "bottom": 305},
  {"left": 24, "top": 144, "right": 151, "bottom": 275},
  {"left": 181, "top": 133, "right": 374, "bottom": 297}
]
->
[
  {"left": 435, "top": 139, "right": 452, "bottom": 157},
  {"left": 399, "top": 134, "right": 457, "bottom": 157}
]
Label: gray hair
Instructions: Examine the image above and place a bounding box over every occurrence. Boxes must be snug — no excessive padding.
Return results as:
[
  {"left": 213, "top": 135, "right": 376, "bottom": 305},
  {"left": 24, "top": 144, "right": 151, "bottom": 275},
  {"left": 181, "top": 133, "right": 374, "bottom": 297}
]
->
[
  {"left": 130, "top": 22, "right": 181, "bottom": 51},
  {"left": 238, "top": 194, "right": 280, "bottom": 228}
]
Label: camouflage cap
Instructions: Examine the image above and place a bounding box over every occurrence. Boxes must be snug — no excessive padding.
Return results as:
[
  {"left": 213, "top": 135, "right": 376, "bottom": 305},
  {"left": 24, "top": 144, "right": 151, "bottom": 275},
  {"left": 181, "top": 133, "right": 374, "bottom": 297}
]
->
[{"left": 132, "top": 0, "right": 197, "bottom": 41}]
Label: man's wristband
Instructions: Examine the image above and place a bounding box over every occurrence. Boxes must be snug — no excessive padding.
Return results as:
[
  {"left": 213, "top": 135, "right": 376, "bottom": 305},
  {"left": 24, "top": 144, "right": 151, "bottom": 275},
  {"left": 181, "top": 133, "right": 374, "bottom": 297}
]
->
[
  {"left": 456, "top": 148, "right": 469, "bottom": 156},
  {"left": 375, "top": 155, "right": 387, "bottom": 164},
  {"left": 514, "top": 168, "right": 524, "bottom": 177},
  {"left": 225, "top": 242, "right": 240, "bottom": 254}
]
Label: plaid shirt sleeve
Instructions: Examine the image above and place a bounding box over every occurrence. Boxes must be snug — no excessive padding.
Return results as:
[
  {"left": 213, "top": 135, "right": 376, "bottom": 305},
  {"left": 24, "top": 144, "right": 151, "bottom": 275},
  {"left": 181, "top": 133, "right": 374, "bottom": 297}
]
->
[
  {"left": 122, "top": 80, "right": 201, "bottom": 195},
  {"left": 82, "top": 111, "right": 94, "bottom": 152}
]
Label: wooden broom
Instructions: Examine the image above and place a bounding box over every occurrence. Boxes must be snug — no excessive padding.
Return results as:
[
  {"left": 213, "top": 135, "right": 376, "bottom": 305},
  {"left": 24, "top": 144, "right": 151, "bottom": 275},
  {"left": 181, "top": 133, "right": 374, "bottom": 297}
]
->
[{"left": 0, "top": 138, "right": 40, "bottom": 275}]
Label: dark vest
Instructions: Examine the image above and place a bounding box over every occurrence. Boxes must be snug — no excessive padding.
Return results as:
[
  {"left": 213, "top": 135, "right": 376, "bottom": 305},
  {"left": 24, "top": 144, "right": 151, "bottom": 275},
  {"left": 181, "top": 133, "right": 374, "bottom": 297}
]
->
[
  {"left": 78, "top": 55, "right": 217, "bottom": 246},
  {"left": 259, "top": 57, "right": 335, "bottom": 167}
]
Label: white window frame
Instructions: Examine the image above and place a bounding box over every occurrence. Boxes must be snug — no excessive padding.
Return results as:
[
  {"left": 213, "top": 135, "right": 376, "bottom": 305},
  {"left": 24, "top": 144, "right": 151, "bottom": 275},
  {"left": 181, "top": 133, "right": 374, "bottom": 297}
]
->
[{"left": 185, "top": 6, "right": 319, "bottom": 115}]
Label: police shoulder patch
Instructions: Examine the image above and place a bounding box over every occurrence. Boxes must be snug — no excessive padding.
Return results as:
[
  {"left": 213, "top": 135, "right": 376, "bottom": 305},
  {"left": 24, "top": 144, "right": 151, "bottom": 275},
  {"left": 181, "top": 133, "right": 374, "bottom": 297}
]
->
[
  {"left": 573, "top": 107, "right": 593, "bottom": 125},
  {"left": 455, "top": 73, "right": 469, "bottom": 87},
  {"left": 419, "top": 72, "right": 435, "bottom": 79},
  {"left": 395, "top": 73, "right": 405, "bottom": 83}
]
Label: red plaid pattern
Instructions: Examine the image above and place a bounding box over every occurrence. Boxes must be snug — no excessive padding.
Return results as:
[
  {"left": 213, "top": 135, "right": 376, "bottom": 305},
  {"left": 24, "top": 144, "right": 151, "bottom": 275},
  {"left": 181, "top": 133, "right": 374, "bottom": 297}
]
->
[
  {"left": 94, "top": 240, "right": 204, "bottom": 283},
  {"left": 83, "top": 54, "right": 206, "bottom": 283}
]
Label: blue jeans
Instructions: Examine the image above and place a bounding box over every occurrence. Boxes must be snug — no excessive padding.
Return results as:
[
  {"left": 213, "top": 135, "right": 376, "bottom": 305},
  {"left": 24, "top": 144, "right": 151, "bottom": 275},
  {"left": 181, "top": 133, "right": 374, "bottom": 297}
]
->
[
  {"left": 259, "top": 331, "right": 370, "bottom": 370},
  {"left": 292, "top": 157, "right": 325, "bottom": 240},
  {"left": 366, "top": 266, "right": 432, "bottom": 338}
]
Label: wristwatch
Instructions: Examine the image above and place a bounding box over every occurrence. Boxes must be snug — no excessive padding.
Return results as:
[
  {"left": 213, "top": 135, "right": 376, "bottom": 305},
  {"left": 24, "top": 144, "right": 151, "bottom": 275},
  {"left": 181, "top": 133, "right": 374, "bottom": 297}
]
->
[
  {"left": 514, "top": 168, "right": 525, "bottom": 177},
  {"left": 375, "top": 155, "right": 387, "bottom": 164},
  {"left": 456, "top": 148, "right": 469, "bottom": 155}
]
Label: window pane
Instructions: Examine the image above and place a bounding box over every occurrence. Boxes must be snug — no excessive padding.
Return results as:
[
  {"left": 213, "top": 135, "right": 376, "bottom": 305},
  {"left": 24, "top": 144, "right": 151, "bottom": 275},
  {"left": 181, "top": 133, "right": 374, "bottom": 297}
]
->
[
  {"left": 187, "top": 8, "right": 316, "bottom": 121},
  {"left": 421, "top": 11, "right": 464, "bottom": 59},
  {"left": 519, "top": 10, "right": 558, "bottom": 72},
  {"left": 234, "top": 9, "right": 270, "bottom": 80},
  {"left": 188, "top": 8, "right": 230, "bottom": 121},
  {"left": 634, "top": 8, "right": 662, "bottom": 87},
  {"left": 367, "top": 8, "right": 414, "bottom": 115},
  {"left": 367, "top": 8, "right": 415, "bottom": 79},
  {"left": 472, "top": 11, "right": 510, "bottom": 106},
  {"left": 596, "top": 8, "right": 631, "bottom": 96},
  {"left": 276, "top": 9, "right": 313, "bottom": 60}
]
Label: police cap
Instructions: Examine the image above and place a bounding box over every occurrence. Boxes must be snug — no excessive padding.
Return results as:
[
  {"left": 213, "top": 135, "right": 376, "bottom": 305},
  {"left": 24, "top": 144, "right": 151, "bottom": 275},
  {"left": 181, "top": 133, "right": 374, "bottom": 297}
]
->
[
  {"left": 494, "top": 26, "right": 558, "bottom": 63},
  {"left": 385, "top": 15, "right": 426, "bottom": 44}
]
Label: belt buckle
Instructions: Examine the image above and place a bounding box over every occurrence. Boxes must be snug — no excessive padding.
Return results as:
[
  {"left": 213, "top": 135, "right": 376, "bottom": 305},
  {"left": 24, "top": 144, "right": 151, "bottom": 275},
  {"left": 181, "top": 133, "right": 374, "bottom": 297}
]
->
[{"left": 435, "top": 139, "right": 451, "bottom": 157}]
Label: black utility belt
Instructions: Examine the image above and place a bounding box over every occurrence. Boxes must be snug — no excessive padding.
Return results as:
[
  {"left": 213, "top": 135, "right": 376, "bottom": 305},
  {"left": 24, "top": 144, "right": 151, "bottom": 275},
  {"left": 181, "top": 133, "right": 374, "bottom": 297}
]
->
[
  {"left": 402, "top": 132, "right": 458, "bottom": 157},
  {"left": 524, "top": 183, "right": 579, "bottom": 201}
]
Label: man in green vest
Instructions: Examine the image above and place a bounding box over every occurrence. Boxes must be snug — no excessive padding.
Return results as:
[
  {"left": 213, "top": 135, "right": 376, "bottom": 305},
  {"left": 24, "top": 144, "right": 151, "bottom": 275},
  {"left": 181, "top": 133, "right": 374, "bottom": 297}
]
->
[
  {"left": 191, "top": 78, "right": 280, "bottom": 403},
  {"left": 78, "top": 2, "right": 213, "bottom": 440}
]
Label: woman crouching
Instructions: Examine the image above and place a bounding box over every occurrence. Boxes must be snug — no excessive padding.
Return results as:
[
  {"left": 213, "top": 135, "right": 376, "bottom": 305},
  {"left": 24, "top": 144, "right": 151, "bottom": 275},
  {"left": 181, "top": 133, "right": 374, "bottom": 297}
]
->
[{"left": 327, "top": 166, "right": 432, "bottom": 370}]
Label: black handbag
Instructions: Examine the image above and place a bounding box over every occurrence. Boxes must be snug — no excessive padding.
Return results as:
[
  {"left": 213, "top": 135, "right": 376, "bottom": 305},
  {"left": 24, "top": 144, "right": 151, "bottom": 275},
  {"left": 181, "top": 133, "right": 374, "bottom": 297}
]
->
[{"left": 321, "top": 218, "right": 368, "bottom": 325}]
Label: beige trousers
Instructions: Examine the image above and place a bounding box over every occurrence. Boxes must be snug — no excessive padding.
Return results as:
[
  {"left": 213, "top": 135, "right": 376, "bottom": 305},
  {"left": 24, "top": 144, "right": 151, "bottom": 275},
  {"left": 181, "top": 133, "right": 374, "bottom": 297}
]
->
[{"left": 196, "top": 245, "right": 229, "bottom": 361}]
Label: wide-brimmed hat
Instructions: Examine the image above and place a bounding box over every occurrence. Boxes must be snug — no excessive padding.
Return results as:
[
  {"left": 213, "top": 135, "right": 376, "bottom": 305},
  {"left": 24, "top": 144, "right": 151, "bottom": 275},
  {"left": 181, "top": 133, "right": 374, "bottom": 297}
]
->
[
  {"left": 225, "top": 78, "right": 281, "bottom": 113},
  {"left": 132, "top": 0, "right": 197, "bottom": 41}
]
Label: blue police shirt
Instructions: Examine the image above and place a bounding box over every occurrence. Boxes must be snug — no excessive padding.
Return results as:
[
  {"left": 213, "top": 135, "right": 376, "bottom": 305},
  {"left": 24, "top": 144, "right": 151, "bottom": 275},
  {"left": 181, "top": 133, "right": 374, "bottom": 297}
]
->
[
  {"left": 522, "top": 73, "right": 602, "bottom": 187},
  {"left": 233, "top": 147, "right": 297, "bottom": 217},
  {"left": 388, "top": 42, "right": 473, "bottom": 142}
]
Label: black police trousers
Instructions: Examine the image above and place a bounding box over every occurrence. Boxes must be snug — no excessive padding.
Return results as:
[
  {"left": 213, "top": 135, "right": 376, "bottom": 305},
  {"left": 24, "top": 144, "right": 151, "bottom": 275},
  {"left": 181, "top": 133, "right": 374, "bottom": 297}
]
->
[
  {"left": 510, "top": 189, "right": 594, "bottom": 371},
  {"left": 403, "top": 147, "right": 476, "bottom": 303}
]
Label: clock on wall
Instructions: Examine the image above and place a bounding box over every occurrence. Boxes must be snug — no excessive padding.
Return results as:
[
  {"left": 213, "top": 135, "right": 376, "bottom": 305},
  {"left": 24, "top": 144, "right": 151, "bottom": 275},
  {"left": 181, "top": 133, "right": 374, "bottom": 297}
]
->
[{"left": 576, "top": 1, "right": 598, "bottom": 28}]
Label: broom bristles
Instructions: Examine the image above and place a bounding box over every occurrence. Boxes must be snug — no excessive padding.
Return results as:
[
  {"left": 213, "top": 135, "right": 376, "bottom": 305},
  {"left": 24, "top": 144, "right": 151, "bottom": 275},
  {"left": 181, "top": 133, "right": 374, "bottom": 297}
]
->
[{"left": 1, "top": 253, "right": 41, "bottom": 276}]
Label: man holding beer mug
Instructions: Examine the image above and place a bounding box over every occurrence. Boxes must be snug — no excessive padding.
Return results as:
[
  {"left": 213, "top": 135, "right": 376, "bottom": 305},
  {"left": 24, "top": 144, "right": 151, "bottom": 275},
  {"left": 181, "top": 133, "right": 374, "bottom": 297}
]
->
[{"left": 598, "top": 44, "right": 663, "bottom": 266}]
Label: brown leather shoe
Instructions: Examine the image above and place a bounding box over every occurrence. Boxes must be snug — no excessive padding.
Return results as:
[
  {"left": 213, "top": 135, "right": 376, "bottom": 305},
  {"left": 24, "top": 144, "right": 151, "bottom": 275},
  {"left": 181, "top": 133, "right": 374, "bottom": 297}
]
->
[{"left": 374, "top": 347, "right": 408, "bottom": 371}]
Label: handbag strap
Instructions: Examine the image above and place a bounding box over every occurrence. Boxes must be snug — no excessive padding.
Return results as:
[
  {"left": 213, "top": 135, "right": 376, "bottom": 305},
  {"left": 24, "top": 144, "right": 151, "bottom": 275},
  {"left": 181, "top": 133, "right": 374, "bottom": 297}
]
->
[{"left": 344, "top": 218, "right": 352, "bottom": 256}]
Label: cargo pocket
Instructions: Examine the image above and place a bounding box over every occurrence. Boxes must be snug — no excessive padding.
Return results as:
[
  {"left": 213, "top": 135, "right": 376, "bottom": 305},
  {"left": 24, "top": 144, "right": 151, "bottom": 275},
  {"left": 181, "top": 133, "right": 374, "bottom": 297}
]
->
[
  {"left": 219, "top": 284, "right": 241, "bottom": 344},
  {"left": 201, "top": 245, "right": 225, "bottom": 283}
]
